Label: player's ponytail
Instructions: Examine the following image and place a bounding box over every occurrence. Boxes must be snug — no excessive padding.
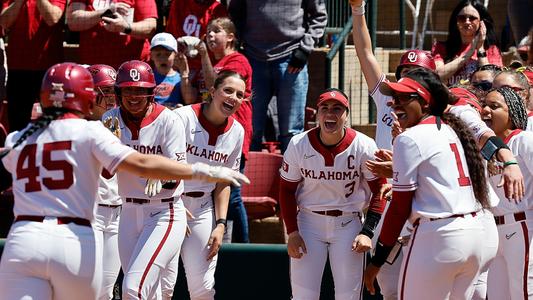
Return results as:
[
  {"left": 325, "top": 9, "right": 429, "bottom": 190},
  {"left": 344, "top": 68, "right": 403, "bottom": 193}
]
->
[
  {"left": 0, "top": 108, "right": 67, "bottom": 159},
  {"left": 441, "top": 113, "right": 489, "bottom": 209}
]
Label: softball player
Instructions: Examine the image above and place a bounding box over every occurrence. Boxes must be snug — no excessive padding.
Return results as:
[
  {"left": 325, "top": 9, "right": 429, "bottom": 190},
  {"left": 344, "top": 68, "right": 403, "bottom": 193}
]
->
[
  {"left": 103, "top": 60, "right": 248, "bottom": 300},
  {"left": 364, "top": 68, "right": 495, "bottom": 300},
  {"left": 160, "top": 71, "right": 245, "bottom": 300},
  {"left": 87, "top": 64, "right": 123, "bottom": 300},
  {"left": 279, "top": 89, "right": 387, "bottom": 300},
  {"left": 0, "top": 62, "right": 249, "bottom": 300},
  {"left": 350, "top": 1, "right": 436, "bottom": 298},
  {"left": 482, "top": 87, "right": 533, "bottom": 299}
]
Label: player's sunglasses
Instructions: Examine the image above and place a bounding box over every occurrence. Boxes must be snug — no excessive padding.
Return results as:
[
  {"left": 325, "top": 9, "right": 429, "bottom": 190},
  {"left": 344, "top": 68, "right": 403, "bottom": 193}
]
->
[
  {"left": 456, "top": 14, "right": 479, "bottom": 23},
  {"left": 472, "top": 81, "right": 492, "bottom": 91},
  {"left": 392, "top": 93, "right": 421, "bottom": 104}
]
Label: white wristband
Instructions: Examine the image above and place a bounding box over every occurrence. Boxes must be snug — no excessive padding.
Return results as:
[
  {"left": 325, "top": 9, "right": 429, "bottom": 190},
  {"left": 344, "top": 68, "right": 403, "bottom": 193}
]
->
[{"left": 351, "top": 1, "right": 366, "bottom": 16}]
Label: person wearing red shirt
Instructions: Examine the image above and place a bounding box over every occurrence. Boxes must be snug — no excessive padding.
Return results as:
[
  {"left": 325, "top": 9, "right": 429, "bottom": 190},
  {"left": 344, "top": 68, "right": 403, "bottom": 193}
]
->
[
  {"left": 166, "top": 0, "right": 226, "bottom": 102},
  {"left": 66, "top": 0, "right": 157, "bottom": 69},
  {"left": 0, "top": 0, "right": 65, "bottom": 132}
]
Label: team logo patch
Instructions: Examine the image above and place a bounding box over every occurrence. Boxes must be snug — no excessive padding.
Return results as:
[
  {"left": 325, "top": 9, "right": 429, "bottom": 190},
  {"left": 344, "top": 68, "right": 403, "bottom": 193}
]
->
[
  {"left": 330, "top": 92, "right": 336, "bottom": 98},
  {"left": 393, "top": 171, "right": 399, "bottom": 182},
  {"left": 407, "top": 51, "right": 418, "bottom": 62},
  {"left": 175, "top": 152, "right": 186, "bottom": 161},
  {"left": 129, "top": 69, "right": 141, "bottom": 81},
  {"left": 281, "top": 161, "right": 289, "bottom": 172},
  {"left": 106, "top": 69, "right": 117, "bottom": 80},
  {"left": 50, "top": 83, "right": 65, "bottom": 107}
]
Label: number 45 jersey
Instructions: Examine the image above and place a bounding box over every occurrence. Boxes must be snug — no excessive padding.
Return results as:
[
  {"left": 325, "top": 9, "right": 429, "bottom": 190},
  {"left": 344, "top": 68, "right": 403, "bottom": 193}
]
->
[
  {"left": 280, "top": 127, "right": 377, "bottom": 212},
  {"left": 2, "top": 117, "right": 134, "bottom": 220}
]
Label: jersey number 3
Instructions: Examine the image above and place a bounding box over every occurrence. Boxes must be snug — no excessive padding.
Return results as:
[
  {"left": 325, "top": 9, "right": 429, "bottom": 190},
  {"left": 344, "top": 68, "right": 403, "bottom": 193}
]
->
[
  {"left": 16, "top": 141, "right": 74, "bottom": 192},
  {"left": 450, "top": 143, "right": 471, "bottom": 187}
]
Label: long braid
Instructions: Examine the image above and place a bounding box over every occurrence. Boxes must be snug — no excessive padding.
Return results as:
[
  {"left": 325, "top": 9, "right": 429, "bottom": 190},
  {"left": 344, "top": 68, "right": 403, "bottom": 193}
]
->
[
  {"left": 0, "top": 109, "right": 66, "bottom": 159},
  {"left": 496, "top": 86, "right": 528, "bottom": 130},
  {"left": 442, "top": 113, "right": 489, "bottom": 208}
]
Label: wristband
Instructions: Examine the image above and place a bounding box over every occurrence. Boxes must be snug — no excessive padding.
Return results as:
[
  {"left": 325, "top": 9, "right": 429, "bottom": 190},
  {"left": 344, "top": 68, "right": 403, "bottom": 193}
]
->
[
  {"left": 216, "top": 218, "right": 227, "bottom": 227},
  {"left": 477, "top": 50, "right": 487, "bottom": 58},
  {"left": 480, "top": 136, "right": 509, "bottom": 161},
  {"left": 503, "top": 160, "right": 518, "bottom": 167},
  {"left": 351, "top": 1, "right": 366, "bottom": 16},
  {"left": 123, "top": 23, "right": 132, "bottom": 35}
]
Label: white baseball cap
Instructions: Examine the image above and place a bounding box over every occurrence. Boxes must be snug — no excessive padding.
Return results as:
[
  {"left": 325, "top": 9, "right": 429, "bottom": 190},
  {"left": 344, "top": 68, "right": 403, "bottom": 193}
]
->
[{"left": 150, "top": 32, "right": 178, "bottom": 52}]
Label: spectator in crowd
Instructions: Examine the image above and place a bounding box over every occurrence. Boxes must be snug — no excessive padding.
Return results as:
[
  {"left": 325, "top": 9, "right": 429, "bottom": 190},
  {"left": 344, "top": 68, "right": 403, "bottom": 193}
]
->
[
  {"left": 492, "top": 69, "right": 531, "bottom": 112},
  {"left": 150, "top": 32, "right": 183, "bottom": 108},
  {"left": 469, "top": 64, "right": 502, "bottom": 100},
  {"left": 166, "top": 0, "right": 227, "bottom": 103},
  {"left": 0, "top": 0, "right": 65, "bottom": 132},
  {"left": 527, "top": 27, "right": 533, "bottom": 67},
  {"left": 432, "top": 0, "right": 502, "bottom": 86},
  {"left": 66, "top": 0, "right": 157, "bottom": 69},
  {"left": 228, "top": 0, "right": 327, "bottom": 153}
]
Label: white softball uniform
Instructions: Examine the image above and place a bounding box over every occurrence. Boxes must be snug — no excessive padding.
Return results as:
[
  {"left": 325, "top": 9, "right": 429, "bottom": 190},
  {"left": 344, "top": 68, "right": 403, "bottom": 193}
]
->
[
  {"left": 103, "top": 104, "right": 188, "bottom": 300},
  {"left": 162, "top": 104, "right": 244, "bottom": 300},
  {"left": 0, "top": 116, "right": 134, "bottom": 300},
  {"left": 94, "top": 173, "right": 122, "bottom": 300},
  {"left": 526, "top": 113, "right": 533, "bottom": 132},
  {"left": 391, "top": 116, "right": 491, "bottom": 300},
  {"left": 487, "top": 129, "right": 533, "bottom": 300},
  {"left": 281, "top": 127, "right": 378, "bottom": 300},
  {"left": 370, "top": 75, "right": 406, "bottom": 300}
]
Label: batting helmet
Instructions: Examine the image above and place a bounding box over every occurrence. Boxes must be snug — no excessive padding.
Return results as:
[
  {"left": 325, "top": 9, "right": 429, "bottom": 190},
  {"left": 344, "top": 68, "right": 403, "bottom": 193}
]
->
[
  {"left": 40, "top": 62, "right": 96, "bottom": 116},
  {"left": 450, "top": 87, "right": 482, "bottom": 114},
  {"left": 115, "top": 60, "right": 156, "bottom": 89},
  {"left": 87, "top": 64, "right": 117, "bottom": 87},
  {"left": 395, "top": 50, "right": 436, "bottom": 79}
]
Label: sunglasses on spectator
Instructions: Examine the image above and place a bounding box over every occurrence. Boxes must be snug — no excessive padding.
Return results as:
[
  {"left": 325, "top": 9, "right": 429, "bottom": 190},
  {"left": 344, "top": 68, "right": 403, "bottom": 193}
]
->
[
  {"left": 457, "top": 14, "right": 479, "bottom": 23},
  {"left": 392, "top": 93, "right": 421, "bottom": 104},
  {"left": 472, "top": 81, "right": 492, "bottom": 91}
]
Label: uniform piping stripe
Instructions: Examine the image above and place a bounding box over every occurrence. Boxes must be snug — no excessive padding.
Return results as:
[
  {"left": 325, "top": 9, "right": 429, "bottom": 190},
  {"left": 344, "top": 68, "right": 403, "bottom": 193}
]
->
[
  {"left": 520, "top": 221, "right": 530, "bottom": 300},
  {"left": 137, "top": 202, "right": 175, "bottom": 299},
  {"left": 400, "top": 225, "right": 418, "bottom": 300},
  {"left": 280, "top": 174, "right": 300, "bottom": 183},
  {"left": 370, "top": 74, "right": 386, "bottom": 96},
  {"left": 358, "top": 253, "right": 366, "bottom": 300}
]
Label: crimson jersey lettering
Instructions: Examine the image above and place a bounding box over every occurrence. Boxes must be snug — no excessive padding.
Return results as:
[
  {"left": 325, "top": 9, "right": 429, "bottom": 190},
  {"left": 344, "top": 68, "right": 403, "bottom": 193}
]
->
[
  {"left": 300, "top": 168, "right": 359, "bottom": 180},
  {"left": 186, "top": 143, "right": 229, "bottom": 163},
  {"left": 126, "top": 144, "right": 163, "bottom": 154}
]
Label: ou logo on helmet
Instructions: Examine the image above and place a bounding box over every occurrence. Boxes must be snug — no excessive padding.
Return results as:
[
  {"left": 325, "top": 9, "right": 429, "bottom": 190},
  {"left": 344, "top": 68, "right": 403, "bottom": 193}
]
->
[
  {"left": 129, "top": 69, "right": 141, "bottom": 81},
  {"left": 407, "top": 51, "right": 418, "bottom": 63},
  {"left": 330, "top": 92, "right": 336, "bottom": 98}
]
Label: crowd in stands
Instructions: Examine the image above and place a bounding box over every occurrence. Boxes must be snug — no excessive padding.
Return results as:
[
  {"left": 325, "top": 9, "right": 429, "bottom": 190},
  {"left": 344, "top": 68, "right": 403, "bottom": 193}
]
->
[{"left": 1, "top": 0, "right": 533, "bottom": 298}]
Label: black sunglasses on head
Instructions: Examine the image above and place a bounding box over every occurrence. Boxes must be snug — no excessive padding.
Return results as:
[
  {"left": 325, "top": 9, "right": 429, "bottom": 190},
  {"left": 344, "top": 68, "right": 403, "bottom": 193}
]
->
[{"left": 457, "top": 14, "right": 479, "bottom": 23}]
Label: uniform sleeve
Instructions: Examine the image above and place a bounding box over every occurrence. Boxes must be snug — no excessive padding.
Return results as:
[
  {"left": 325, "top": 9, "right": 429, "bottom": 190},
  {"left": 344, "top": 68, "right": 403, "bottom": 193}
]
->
[
  {"left": 1, "top": 131, "right": 20, "bottom": 173},
  {"left": 91, "top": 122, "right": 135, "bottom": 174},
  {"left": 392, "top": 134, "right": 422, "bottom": 192},
  {"left": 518, "top": 134, "right": 533, "bottom": 178},
  {"left": 229, "top": 127, "right": 244, "bottom": 171},
  {"left": 163, "top": 113, "right": 186, "bottom": 163},
  {"left": 360, "top": 136, "right": 379, "bottom": 182},
  {"left": 134, "top": 0, "right": 157, "bottom": 20},
  {"left": 299, "top": 0, "right": 327, "bottom": 53},
  {"left": 279, "top": 139, "right": 302, "bottom": 183},
  {"left": 453, "top": 106, "right": 492, "bottom": 142}
]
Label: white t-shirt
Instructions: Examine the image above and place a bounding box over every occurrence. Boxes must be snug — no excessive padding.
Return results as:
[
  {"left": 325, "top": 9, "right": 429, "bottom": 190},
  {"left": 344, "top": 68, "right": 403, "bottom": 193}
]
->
[
  {"left": 280, "top": 127, "right": 377, "bottom": 212},
  {"left": 103, "top": 104, "right": 186, "bottom": 199},
  {"left": 174, "top": 104, "right": 244, "bottom": 193},
  {"left": 2, "top": 116, "right": 134, "bottom": 220},
  {"left": 489, "top": 130, "right": 533, "bottom": 216},
  {"left": 392, "top": 116, "right": 481, "bottom": 223}
]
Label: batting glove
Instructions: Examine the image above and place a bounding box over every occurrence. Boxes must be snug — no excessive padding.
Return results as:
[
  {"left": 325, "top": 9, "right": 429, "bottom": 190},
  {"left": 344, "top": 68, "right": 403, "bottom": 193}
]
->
[
  {"left": 144, "top": 179, "right": 162, "bottom": 197},
  {"left": 191, "top": 162, "right": 250, "bottom": 187}
]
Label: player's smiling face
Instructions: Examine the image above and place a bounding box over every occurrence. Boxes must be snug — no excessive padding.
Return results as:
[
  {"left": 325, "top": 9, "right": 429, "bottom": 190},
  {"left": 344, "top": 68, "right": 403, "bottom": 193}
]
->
[
  {"left": 210, "top": 76, "right": 245, "bottom": 119},
  {"left": 317, "top": 100, "right": 347, "bottom": 134},
  {"left": 391, "top": 93, "right": 427, "bottom": 129},
  {"left": 121, "top": 87, "right": 153, "bottom": 118},
  {"left": 482, "top": 90, "right": 513, "bottom": 137}
]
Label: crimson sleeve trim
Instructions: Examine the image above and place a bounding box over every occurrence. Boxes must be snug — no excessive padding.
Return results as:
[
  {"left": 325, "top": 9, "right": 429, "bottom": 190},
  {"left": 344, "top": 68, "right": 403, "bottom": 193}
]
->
[
  {"left": 378, "top": 190, "right": 414, "bottom": 246},
  {"left": 279, "top": 178, "right": 300, "bottom": 234}
]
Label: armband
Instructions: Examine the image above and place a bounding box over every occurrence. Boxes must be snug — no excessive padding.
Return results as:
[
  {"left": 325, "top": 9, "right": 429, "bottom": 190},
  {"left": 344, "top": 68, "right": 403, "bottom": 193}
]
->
[
  {"left": 359, "top": 210, "right": 381, "bottom": 239},
  {"left": 480, "top": 136, "right": 509, "bottom": 161},
  {"left": 370, "top": 241, "right": 393, "bottom": 267}
]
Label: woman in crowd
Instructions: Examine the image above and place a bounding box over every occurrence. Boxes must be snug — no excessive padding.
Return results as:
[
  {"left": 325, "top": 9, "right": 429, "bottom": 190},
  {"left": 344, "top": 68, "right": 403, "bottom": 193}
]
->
[
  {"left": 481, "top": 87, "right": 533, "bottom": 299},
  {"left": 432, "top": 0, "right": 502, "bottom": 86},
  {"left": 364, "top": 68, "right": 496, "bottom": 299},
  {"left": 469, "top": 64, "right": 502, "bottom": 100}
]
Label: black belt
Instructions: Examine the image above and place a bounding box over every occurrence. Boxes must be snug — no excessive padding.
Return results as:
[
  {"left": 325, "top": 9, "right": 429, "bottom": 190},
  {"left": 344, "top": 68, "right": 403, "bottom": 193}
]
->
[
  {"left": 125, "top": 197, "right": 174, "bottom": 204},
  {"left": 414, "top": 212, "right": 478, "bottom": 227},
  {"left": 183, "top": 191, "right": 205, "bottom": 198},
  {"left": 312, "top": 210, "right": 353, "bottom": 217},
  {"left": 15, "top": 215, "right": 91, "bottom": 227},
  {"left": 98, "top": 204, "right": 121, "bottom": 208},
  {"left": 494, "top": 211, "right": 526, "bottom": 225}
]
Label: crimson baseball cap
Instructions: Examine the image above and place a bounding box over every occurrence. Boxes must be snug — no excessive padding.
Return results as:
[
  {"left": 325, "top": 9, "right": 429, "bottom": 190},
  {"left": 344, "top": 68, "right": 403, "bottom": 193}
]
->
[
  {"left": 380, "top": 77, "right": 433, "bottom": 104},
  {"left": 316, "top": 90, "right": 349, "bottom": 110}
]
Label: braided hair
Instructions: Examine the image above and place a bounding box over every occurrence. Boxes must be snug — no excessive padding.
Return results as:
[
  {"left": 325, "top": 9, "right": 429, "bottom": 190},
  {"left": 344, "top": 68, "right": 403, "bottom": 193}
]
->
[
  {"left": 0, "top": 108, "right": 67, "bottom": 159},
  {"left": 404, "top": 68, "right": 489, "bottom": 208},
  {"left": 495, "top": 86, "right": 528, "bottom": 130}
]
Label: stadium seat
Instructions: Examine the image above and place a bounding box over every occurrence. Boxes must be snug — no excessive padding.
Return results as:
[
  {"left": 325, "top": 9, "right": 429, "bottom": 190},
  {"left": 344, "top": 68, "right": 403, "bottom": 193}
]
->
[{"left": 241, "top": 151, "right": 283, "bottom": 220}]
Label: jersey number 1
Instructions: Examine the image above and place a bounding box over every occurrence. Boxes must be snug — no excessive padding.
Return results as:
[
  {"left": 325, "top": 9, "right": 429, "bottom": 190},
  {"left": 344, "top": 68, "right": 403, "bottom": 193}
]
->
[
  {"left": 450, "top": 143, "right": 471, "bottom": 186},
  {"left": 16, "top": 141, "right": 74, "bottom": 192}
]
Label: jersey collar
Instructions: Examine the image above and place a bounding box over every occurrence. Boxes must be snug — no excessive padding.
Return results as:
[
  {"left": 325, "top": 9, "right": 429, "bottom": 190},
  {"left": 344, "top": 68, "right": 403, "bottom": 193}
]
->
[
  {"left": 308, "top": 127, "right": 356, "bottom": 167},
  {"left": 192, "top": 103, "right": 234, "bottom": 146},
  {"left": 504, "top": 129, "right": 522, "bottom": 144},
  {"left": 120, "top": 103, "right": 166, "bottom": 140}
]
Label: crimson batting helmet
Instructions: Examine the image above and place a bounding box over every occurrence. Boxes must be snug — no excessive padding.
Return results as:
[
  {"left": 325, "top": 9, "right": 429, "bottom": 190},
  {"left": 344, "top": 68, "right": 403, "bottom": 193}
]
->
[
  {"left": 40, "top": 63, "right": 96, "bottom": 116},
  {"left": 395, "top": 50, "right": 436, "bottom": 79},
  {"left": 88, "top": 64, "right": 117, "bottom": 87},
  {"left": 115, "top": 60, "right": 156, "bottom": 89}
]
